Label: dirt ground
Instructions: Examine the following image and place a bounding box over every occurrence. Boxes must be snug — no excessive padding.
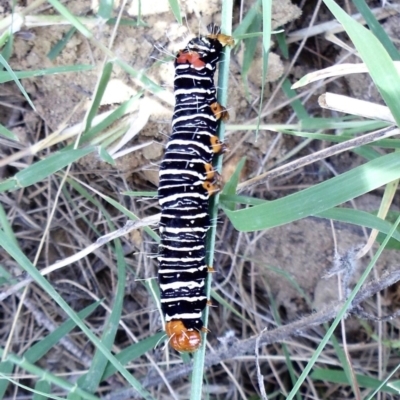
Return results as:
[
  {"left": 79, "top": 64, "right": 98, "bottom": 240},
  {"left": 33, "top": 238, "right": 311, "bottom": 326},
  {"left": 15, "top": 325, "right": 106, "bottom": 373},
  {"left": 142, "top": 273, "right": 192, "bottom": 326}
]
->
[{"left": 1, "top": 0, "right": 400, "bottom": 398}]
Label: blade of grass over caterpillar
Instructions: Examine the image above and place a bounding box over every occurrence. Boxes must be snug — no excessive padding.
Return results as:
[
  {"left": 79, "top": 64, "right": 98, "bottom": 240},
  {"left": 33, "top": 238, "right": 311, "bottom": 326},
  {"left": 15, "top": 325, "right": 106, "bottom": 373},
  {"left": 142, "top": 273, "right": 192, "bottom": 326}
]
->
[{"left": 190, "top": 2, "right": 234, "bottom": 399}]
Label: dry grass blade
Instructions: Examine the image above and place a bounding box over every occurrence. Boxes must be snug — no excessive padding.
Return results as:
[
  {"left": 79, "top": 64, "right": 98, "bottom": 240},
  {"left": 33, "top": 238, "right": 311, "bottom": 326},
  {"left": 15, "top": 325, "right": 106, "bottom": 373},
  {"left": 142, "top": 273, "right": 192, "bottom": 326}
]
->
[
  {"left": 293, "top": 62, "right": 400, "bottom": 90},
  {"left": 319, "top": 92, "right": 396, "bottom": 123},
  {"left": 0, "top": 214, "right": 160, "bottom": 302},
  {"left": 238, "top": 126, "right": 399, "bottom": 192},
  {"left": 139, "top": 269, "right": 400, "bottom": 390},
  {"left": 286, "top": 6, "right": 397, "bottom": 43}
]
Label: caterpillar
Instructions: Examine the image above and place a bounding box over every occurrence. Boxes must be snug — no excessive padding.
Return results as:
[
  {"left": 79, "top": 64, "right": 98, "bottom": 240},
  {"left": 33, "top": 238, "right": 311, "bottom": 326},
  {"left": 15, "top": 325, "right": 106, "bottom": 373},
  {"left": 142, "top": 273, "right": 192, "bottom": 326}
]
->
[{"left": 157, "top": 26, "right": 234, "bottom": 352}]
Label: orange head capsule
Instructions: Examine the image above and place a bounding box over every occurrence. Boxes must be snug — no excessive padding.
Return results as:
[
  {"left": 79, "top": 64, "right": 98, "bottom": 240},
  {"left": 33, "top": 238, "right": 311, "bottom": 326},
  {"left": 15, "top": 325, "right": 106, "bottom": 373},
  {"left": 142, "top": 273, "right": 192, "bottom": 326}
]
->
[
  {"left": 165, "top": 320, "right": 202, "bottom": 352},
  {"left": 207, "top": 33, "right": 235, "bottom": 47}
]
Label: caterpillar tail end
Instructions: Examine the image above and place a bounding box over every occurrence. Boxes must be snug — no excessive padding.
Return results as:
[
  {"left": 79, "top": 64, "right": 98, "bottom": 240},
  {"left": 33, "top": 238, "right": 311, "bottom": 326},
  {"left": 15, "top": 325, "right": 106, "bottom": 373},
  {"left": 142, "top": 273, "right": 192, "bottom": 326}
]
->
[{"left": 165, "top": 320, "right": 202, "bottom": 352}]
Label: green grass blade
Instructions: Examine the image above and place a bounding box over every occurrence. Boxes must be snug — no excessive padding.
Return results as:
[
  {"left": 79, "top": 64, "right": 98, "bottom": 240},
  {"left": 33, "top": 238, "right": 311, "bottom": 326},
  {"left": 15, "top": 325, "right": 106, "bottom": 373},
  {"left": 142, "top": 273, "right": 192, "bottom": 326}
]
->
[
  {"left": 25, "top": 302, "right": 101, "bottom": 363},
  {"left": 0, "top": 147, "right": 95, "bottom": 192},
  {"left": 352, "top": 0, "right": 400, "bottom": 60},
  {"left": 279, "top": 128, "right": 400, "bottom": 150},
  {"left": 98, "top": 0, "right": 113, "bottom": 20},
  {"left": 47, "top": 0, "right": 92, "bottom": 38},
  {"left": 221, "top": 157, "right": 246, "bottom": 210},
  {"left": 1, "top": 26, "right": 13, "bottom": 62},
  {"left": 0, "top": 53, "right": 35, "bottom": 111},
  {"left": 224, "top": 152, "right": 400, "bottom": 231},
  {"left": 0, "top": 203, "right": 17, "bottom": 246},
  {"left": 0, "top": 123, "right": 19, "bottom": 141},
  {"left": 101, "top": 333, "right": 165, "bottom": 380},
  {"left": 33, "top": 379, "right": 51, "bottom": 400},
  {"left": 318, "top": 208, "right": 400, "bottom": 242},
  {"left": 322, "top": 0, "right": 400, "bottom": 127},
  {"left": 77, "top": 93, "right": 143, "bottom": 146},
  {"left": 84, "top": 61, "right": 113, "bottom": 133},
  {"left": 311, "top": 368, "right": 397, "bottom": 394},
  {"left": 106, "top": 17, "right": 147, "bottom": 27},
  {"left": 0, "top": 348, "right": 100, "bottom": 400},
  {"left": 0, "top": 361, "right": 14, "bottom": 398},
  {"left": 78, "top": 239, "right": 126, "bottom": 392},
  {"left": 168, "top": 0, "right": 182, "bottom": 24},
  {"left": 268, "top": 291, "right": 301, "bottom": 400},
  {"left": 123, "top": 190, "right": 158, "bottom": 197},
  {"left": 233, "top": 0, "right": 261, "bottom": 42},
  {"left": 47, "top": 27, "right": 77, "bottom": 60},
  {"left": 210, "top": 289, "right": 244, "bottom": 320},
  {"left": 281, "top": 79, "right": 308, "bottom": 119},
  {"left": 241, "top": 14, "right": 261, "bottom": 82},
  {"left": 286, "top": 215, "right": 400, "bottom": 399},
  {"left": 261, "top": 0, "right": 272, "bottom": 55},
  {"left": 190, "top": 3, "right": 233, "bottom": 399},
  {"left": 99, "top": 192, "right": 160, "bottom": 243},
  {"left": 275, "top": 30, "right": 289, "bottom": 59},
  {"left": 0, "top": 65, "right": 93, "bottom": 83},
  {"left": 0, "top": 229, "right": 155, "bottom": 400},
  {"left": 255, "top": 0, "right": 271, "bottom": 139},
  {"left": 97, "top": 145, "right": 115, "bottom": 164}
]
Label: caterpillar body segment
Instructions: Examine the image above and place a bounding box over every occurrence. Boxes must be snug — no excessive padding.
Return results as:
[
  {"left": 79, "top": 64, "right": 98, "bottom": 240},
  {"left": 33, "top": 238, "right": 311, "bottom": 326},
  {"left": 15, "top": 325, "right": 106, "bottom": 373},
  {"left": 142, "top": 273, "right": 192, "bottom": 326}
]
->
[{"left": 158, "top": 27, "right": 233, "bottom": 352}]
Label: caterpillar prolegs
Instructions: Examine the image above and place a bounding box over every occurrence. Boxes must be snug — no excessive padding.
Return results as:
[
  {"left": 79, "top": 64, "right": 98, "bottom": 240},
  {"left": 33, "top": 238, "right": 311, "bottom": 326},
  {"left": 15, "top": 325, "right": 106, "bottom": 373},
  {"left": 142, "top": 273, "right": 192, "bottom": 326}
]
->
[{"left": 158, "top": 27, "right": 233, "bottom": 352}]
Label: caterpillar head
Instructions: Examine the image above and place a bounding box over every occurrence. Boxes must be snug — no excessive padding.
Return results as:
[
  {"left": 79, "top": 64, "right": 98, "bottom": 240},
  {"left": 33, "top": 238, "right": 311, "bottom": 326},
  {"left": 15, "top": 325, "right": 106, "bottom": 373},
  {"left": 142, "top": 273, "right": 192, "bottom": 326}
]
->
[
  {"left": 186, "top": 36, "right": 222, "bottom": 58},
  {"left": 165, "top": 320, "right": 202, "bottom": 352}
]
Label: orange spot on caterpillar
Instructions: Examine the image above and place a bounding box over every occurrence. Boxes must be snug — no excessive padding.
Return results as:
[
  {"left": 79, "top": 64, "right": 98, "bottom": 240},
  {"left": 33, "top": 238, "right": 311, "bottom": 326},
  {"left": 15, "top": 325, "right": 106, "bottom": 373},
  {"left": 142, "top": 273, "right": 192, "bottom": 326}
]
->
[
  {"left": 204, "top": 163, "right": 222, "bottom": 182},
  {"left": 210, "top": 102, "right": 229, "bottom": 121},
  {"left": 165, "top": 320, "right": 202, "bottom": 352},
  {"left": 207, "top": 266, "right": 216, "bottom": 273},
  {"left": 202, "top": 180, "right": 220, "bottom": 195},
  {"left": 176, "top": 51, "right": 206, "bottom": 68},
  {"left": 210, "top": 135, "right": 228, "bottom": 154}
]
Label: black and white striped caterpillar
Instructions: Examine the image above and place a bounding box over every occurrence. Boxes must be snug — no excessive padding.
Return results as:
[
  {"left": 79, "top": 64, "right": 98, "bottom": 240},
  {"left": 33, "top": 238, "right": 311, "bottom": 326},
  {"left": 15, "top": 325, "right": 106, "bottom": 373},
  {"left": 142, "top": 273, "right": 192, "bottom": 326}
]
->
[{"left": 157, "top": 26, "right": 233, "bottom": 352}]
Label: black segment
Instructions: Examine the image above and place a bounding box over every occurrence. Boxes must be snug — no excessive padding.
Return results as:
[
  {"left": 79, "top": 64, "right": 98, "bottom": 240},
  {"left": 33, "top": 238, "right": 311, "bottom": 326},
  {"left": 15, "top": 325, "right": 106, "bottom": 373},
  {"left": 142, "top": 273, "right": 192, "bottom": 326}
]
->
[{"left": 158, "top": 31, "right": 225, "bottom": 331}]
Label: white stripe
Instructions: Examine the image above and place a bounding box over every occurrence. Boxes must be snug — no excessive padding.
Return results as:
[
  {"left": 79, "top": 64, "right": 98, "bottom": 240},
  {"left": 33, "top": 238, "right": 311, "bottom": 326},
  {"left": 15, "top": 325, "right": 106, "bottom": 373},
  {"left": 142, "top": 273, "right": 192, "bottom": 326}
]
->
[
  {"left": 161, "top": 296, "right": 207, "bottom": 303},
  {"left": 161, "top": 157, "right": 207, "bottom": 164},
  {"left": 188, "top": 43, "right": 211, "bottom": 51},
  {"left": 170, "top": 130, "right": 214, "bottom": 137},
  {"left": 174, "top": 88, "right": 212, "bottom": 96},
  {"left": 175, "top": 74, "right": 212, "bottom": 81},
  {"left": 162, "top": 226, "right": 208, "bottom": 233},
  {"left": 160, "top": 238, "right": 206, "bottom": 244},
  {"left": 173, "top": 105, "right": 208, "bottom": 114},
  {"left": 172, "top": 113, "right": 215, "bottom": 126},
  {"left": 159, "top": 266, "right": 207, "bottom": 274},
  {"left": 166, "top": 139, "right": 213, "bottom": 154},
  {"left": 160, "top": 244, "right": 204, "bottom": 251},
  {"left": 158, "top": 256, "right": 204, "bottom": 263},
  {"left": 159, "top": 193, "right": 208, "bottom": 206},
  {"left": 160, "top": 169, "right": 205, "bottom": 179},
  {"left": 160, "top": 279, "right": 205, "bottom": 291},
  {"left": 159, "top": 183, "right": 204, "bottom": 192},
  {"left": 161, "top": 212, "right": 208, "bottom": 219},
  {"left": 165, "top": 312, "right": 201, "bottom": 321}
]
